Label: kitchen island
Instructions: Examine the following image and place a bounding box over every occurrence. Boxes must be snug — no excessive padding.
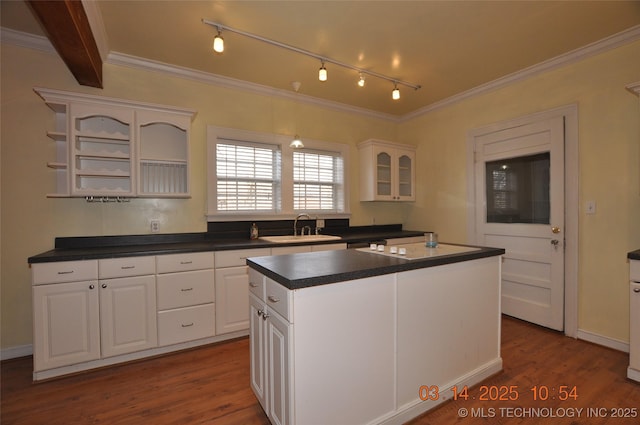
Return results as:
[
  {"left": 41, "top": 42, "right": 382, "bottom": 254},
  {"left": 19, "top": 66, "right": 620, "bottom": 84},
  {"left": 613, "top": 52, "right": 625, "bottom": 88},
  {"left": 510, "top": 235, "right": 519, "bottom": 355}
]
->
[{"left": 247, "top": 243, "right": 505, "bottom": 425}]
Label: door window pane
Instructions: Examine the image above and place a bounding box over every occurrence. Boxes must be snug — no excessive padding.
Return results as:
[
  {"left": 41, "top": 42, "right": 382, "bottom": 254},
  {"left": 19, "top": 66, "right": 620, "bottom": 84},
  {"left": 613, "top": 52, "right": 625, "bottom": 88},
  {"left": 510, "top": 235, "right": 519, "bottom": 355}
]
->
[{"left": 486, "top": 153, "right": 550, "bottom": 224}]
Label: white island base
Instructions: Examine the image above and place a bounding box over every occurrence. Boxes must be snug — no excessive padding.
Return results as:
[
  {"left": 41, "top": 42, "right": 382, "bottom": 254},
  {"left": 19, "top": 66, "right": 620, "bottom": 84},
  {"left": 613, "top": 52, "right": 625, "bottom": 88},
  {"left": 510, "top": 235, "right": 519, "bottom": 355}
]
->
[{"left": 249, "top": 255, "right": 502, "bottom": 425}]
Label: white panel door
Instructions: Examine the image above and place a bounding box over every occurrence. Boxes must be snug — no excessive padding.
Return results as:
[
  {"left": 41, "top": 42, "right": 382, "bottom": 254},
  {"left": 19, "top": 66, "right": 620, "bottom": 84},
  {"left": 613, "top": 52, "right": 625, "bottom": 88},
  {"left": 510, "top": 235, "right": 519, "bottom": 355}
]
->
[
  {"left": 215, "top": 266, "right": 250, "bottom": 334},
  {"left": 474, "top": 116, "right": 565, "bottom": 330}
]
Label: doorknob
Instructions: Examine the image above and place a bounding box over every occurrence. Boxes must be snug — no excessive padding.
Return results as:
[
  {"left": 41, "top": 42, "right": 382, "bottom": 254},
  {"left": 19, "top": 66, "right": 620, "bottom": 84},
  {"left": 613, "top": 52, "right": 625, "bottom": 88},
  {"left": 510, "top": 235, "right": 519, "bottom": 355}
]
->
[{"left": 551, "top": 227, "right": 561, "bottom": 234}]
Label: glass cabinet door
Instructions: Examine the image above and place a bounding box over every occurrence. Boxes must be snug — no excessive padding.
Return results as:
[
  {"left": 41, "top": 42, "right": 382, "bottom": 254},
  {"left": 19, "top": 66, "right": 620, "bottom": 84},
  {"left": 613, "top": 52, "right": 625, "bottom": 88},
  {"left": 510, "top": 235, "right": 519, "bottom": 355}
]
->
[{"left": 376, "top": 152, "right": 392, "bottom": 197}]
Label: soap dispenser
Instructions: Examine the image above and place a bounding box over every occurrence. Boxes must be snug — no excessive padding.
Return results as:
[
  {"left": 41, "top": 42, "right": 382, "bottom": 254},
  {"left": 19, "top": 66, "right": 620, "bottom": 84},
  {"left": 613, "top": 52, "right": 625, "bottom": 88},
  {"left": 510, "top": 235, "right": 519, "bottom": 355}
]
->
[{"left": 250, "top": 223, "right": 259, "bottom": 240}]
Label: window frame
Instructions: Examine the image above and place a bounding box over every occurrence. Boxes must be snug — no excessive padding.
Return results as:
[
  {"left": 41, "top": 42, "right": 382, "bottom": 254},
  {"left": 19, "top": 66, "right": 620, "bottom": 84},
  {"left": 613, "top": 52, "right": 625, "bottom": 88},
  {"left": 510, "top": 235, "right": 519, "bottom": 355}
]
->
[{"left": 207, "top": 125, "right": 350, "bottom": 221}]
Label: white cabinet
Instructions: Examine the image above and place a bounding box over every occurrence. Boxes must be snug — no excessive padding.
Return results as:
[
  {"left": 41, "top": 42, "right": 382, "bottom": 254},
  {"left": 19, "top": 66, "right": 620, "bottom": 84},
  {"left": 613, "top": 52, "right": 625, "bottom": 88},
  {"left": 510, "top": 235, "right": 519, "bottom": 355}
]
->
[
  {"left": 629, "top": 260, "right": 640, "bottom": 382},
  {"left": 34, "top": 87, "right": 195, "bottom": 198},
  {"left": 156, "top": 252, "right": 215, "bottom": 346},
  {"left": 32, "top": 257, "right": 157, "bottom": 371},
  {"left": 215, "top": 248, "right": 270, "bottom": 335},
  {"left": 358, "top": 139, "right": 416, "bottom": 201},
  {"left": 32, "top": 274, "right": 100, "bottom": 372},
  {"left": 249, "top": 269, "right": 293, "bottom": 425}
]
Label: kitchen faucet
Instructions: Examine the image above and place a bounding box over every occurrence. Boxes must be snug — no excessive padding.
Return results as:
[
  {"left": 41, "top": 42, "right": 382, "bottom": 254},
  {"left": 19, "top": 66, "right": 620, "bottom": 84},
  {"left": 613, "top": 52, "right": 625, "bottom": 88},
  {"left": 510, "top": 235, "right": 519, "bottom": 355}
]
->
[{"left": 294, "top": 213, "right": 310, "bottom": 236}]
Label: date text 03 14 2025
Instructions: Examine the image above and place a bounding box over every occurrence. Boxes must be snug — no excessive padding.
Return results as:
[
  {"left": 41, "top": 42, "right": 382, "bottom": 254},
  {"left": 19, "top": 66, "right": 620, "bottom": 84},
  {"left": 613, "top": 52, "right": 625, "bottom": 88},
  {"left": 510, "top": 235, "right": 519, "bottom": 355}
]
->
[{"left": 418, "top": 385, "right": 578, "bottom": 402}]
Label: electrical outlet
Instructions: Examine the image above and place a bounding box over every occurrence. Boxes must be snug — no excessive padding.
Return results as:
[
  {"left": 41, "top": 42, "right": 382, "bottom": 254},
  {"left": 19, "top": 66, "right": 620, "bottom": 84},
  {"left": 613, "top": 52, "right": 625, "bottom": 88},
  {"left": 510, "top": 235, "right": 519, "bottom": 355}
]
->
[
  {"left": 316, "top": 218, "right": 325, "bottom": 228},
  {"left": 150, "top": 219, "right": 160, "bottom": 233}
]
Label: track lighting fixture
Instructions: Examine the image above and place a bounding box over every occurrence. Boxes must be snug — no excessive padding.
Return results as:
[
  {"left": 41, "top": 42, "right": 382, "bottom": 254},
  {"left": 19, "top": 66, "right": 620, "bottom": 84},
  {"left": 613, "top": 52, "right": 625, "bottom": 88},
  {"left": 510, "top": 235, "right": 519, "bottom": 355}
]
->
[
  {"left": 392, "top": 84, "right": 400, "bottom": 100},
  {"left": 202, "top": 19, "right": 422, "bottom": 100},
  {"left": 358, "top": 73, "right": 365, "bottom": 87},
  {"left": 290, "top": 81, "right": 304, "bottom": 148},
  {"left": 318, "top": 61, "right": 328, "bottom": 82},
  {"left": 212, "top": 28, "right": 224, "bottom": 53}
]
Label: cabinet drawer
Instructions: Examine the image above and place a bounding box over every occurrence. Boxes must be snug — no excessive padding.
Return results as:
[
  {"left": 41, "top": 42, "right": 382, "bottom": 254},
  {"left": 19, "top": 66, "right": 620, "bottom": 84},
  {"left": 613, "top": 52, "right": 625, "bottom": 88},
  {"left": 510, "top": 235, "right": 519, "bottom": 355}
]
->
[
  {"left": 156, "top": 252, "right": 214, "bottom": 274},
  {"left": 158, "top": 304, "right": 215, "bottom": 346},
  {"left": 215, "top": 248, "right": 271, "bottom": 268},
  {"left": 32, "top": 260, "right": 98, "bottom": 285},
  {"left": 99, "top": 256, "right": 155, "bottom": 279},
  {"left": 631, "top": 260, "right": 640, "bottom": 282},
  {"left": 266, "top": 277, "right": 292, "bottom": 321},
  {"left": 248, "top": 268, "right": 266, "bottom": 300},
  {"left": 271, "top": 245, "right": 311, "bottom": 255},
  {"left": 157, "top": 269, "right": 215, "bottom": 310}
]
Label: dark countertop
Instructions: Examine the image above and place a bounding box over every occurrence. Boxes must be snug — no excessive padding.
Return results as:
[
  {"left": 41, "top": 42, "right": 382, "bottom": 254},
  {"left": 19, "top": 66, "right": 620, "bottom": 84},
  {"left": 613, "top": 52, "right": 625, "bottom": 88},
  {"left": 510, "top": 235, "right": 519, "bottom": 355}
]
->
[
  {"left": 629, "top": 249, "right": 640, "bottom": 260},
  {"left": 247, "top": 244, "right": 505, "bottom": 290},
  {"left": 27, "top": 229, "right": 424, "bottom": 264}
]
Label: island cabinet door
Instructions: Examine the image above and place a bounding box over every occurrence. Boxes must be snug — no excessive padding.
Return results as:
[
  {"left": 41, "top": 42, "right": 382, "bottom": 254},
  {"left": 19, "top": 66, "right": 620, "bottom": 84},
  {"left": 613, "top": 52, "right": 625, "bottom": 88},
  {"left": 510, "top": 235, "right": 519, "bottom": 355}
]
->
[
  {"left": 266, "top": 309, "right": 292, "bottom": 425},
  {"left": 249, "top": 293, "right": 267, "bottom": 412}
]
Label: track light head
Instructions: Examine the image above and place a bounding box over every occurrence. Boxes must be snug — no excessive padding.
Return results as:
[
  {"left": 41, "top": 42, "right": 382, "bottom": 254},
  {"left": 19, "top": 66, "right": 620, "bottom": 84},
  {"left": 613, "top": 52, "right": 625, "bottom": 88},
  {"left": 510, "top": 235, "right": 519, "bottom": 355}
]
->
[
  {"left": 213, "top": 28, "right": 224, "bottom": 53},
  {"left": 318, "top": 61, "right": 328, "bottom": 82},
  {"left": 392, "top": 84, "right": 400, "bottom": 100}
]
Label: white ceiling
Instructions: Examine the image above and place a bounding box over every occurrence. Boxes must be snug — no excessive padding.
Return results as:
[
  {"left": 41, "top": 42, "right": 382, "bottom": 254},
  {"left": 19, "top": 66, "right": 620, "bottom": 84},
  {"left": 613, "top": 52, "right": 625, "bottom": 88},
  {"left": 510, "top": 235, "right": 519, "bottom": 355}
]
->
[{"left": 2, "top": 1, "right": 640, "bottom": 117}]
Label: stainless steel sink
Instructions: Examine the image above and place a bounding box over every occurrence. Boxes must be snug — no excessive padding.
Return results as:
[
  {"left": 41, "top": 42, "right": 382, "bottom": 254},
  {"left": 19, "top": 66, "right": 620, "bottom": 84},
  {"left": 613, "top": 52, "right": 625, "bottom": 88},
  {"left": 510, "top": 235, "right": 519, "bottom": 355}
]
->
[{"left": 259, "top": 235, "right": 342, "bottom": 243}]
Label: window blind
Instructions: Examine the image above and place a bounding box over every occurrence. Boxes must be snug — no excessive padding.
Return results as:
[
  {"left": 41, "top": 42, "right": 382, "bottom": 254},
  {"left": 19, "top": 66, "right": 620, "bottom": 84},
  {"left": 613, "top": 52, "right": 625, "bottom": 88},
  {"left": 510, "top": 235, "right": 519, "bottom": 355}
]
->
[
  {"left": 293, "top": 150, "right": 343, "bottom": 211},
  {"left": 216, "top": 141, "right": 280, "bottom": 212}
]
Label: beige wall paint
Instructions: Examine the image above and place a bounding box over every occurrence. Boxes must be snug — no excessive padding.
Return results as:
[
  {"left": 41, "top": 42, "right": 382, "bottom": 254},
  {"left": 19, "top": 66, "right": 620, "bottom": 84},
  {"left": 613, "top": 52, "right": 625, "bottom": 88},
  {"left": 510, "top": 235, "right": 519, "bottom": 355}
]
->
[
  {"left": 400, "top": 40, "right": 640, "bottom": 342},
  {"left": 1, "top": 39, "right": 638, "bottom": 352},
  {"left": 0, "top": 44, "right": 403, "bottom": 349}
]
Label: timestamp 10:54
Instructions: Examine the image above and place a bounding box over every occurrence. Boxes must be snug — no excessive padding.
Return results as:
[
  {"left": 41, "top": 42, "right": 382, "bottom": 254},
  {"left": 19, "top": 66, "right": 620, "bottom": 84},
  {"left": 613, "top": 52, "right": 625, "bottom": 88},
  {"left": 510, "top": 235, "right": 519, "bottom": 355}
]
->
[{"left": 419, "top": 385, "right": 579, "bottom": 402}]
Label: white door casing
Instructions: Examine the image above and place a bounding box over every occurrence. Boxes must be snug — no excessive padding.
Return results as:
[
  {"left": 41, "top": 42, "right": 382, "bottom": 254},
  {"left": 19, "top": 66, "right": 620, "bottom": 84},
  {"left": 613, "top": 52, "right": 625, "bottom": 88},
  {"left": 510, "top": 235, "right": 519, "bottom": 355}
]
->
[{"left": 466, "top": 105, "right": 578, "bottom": 335}]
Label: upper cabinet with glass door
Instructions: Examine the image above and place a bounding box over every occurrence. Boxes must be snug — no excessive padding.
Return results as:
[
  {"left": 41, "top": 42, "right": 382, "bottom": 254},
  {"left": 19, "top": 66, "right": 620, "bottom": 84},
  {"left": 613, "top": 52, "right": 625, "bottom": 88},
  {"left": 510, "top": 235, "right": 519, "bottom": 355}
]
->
[
  {"left": 34, "top": 88, "right": 195, "bottom": 199},
  {"left": 358, "top": 139, "right": 416, "bottom": 201}
]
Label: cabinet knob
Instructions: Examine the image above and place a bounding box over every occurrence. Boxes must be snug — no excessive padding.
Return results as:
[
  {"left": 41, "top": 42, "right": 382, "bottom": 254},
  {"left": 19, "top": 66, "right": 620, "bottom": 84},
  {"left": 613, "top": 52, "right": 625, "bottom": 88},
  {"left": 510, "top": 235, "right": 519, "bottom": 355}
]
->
[
  {"left": 89, "top": 284, "right": 95, "bottom": 290},
  {"left": 262, "top": 312, "right": 270, "bottom": 321},
  {"left": 257, "top": 309, "right": 264, "bottom": 317},
  {"left": 101, "top": 284, "right": 107, "bottom": 289},
  {"left": 634, "top": 288, "right": 640, "bottom": 293}
]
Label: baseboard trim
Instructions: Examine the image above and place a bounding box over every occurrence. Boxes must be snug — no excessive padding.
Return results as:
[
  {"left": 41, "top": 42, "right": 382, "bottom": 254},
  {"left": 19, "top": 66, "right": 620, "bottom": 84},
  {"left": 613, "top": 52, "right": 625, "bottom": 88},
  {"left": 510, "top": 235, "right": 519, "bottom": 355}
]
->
[
  {"left": 576, "top": 329, "right": 629, "bottom": 353},
  {"left": 1, "top": 344, "right": 33, "bottom": 361}
]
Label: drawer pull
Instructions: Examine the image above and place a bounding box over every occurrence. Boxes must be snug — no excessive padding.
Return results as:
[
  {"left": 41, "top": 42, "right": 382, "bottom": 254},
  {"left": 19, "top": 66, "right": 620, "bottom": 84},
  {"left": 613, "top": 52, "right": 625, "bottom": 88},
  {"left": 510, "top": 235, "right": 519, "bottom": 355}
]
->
[
  {"left": 57, "top": 270, "right": 74, "bottom": 275},
  {"left": 180, "top": 261, "right": 193, "bottom": 265},
  {"left": 181, "top": 287, "right": 194, "bottom": 292},
  {"left": 120, "top": 265, "right": 135, "bottom": 270},
  {"left": 634, "top": 288, "right": 640, "bottom": 293},
  {"left": 268, "top": 295, "right": 280, "bottom": 303},
  {"left": 249, "top": 282, "right": 258, "bottom": 288},
  {"left": 181, "top": 323, "right": 194, "bottom": 328}
]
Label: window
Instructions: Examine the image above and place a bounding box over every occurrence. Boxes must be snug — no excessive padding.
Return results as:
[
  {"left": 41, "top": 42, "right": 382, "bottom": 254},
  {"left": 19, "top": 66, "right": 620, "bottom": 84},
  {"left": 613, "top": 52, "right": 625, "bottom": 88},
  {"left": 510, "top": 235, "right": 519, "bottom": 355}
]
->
[
  {"left": 293, "top": 150, "right": 343, "bottom": 211},
  {"left": 485, "top": 152, "right": 550, "bottom": 224},
  {"left": 216, "top": 141, "right": 280, "bottom": 212},
  {"left": 207, "top": 126, "right": 349, "bottom": 219}
]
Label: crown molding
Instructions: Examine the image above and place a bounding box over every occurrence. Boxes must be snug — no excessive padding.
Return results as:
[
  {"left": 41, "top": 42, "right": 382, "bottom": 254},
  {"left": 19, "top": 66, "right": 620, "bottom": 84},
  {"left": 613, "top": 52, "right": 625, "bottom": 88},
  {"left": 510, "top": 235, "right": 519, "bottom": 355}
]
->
[
  {"left": 3, "top": 24, "right": 639, "bottom": 121},
  {"left": 0, "top": 27, "right": 55, "bottom": 53},
  {"left": 400, "top": 24, "right": 640, "bottom": 122}
]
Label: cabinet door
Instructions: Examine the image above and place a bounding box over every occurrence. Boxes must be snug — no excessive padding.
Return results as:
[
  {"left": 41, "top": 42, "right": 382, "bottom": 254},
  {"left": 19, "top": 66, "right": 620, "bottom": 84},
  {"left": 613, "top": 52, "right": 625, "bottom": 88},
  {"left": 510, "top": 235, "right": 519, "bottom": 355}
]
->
[
  {"left": 215, "top": 266, "right": 250, "bottom": 334},
  {"left": 33, "top": 281, "right": 100, "bottom": 371},
  {"left": 372, "top": 145, "right": 395, "bottom": 201},
  {"left": 99, "top": 275, "right": 157, "bottom": 358},
  {"left": 267, "top": 310, "right": 292, "bottom": 425},
  {"left": 250, "top": 294, "right": 268, "bottom": 412},
  {"left": 395, "top": 148, "right": 415, "bottom": 201},
  {"left": 631, "top": 282, "right": 640, "bottom": 370}
]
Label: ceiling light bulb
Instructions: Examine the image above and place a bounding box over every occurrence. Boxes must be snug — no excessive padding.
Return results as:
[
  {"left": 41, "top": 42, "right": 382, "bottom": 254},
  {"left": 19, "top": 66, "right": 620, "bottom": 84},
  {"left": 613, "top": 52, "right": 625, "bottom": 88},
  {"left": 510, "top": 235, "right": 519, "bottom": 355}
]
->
[
  {"left": 213, "top": 29, "right": 224, "bottom": 53},
  {"left": 318, "top": 61, "right": 327, "bottom": 82},
  {"left": 358, "top": 73, "right": 365, "bottom": 87},
  {"left": 290, "top": 135, "right": 304, "bottom": 148},
  {"left": 392, "top": 85, "right": 400, "bottom": 100}
]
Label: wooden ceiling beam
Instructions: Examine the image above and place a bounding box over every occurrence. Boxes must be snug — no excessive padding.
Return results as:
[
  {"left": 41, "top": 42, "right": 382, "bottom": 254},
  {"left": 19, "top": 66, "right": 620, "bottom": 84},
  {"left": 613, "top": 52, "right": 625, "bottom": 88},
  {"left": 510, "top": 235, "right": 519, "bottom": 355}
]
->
[{"left": 26, "top": 0, "right": 103, "bottom": 88}]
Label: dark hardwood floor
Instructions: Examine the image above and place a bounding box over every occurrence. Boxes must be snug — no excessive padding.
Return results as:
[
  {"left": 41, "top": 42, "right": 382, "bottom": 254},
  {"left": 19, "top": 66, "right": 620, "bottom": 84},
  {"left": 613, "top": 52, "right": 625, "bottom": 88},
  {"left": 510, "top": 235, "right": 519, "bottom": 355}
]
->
[{"left": 2, "top": 316, "right": 639, "bottom": 424}]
